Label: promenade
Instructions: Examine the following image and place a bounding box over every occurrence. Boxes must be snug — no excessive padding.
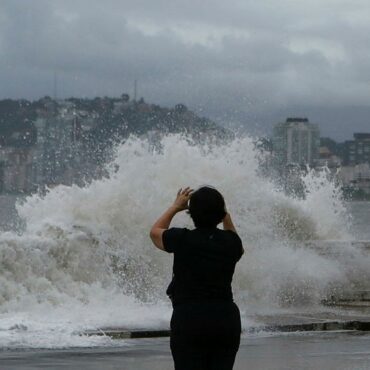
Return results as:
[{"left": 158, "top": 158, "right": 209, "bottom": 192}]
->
[
  {"left": 1, "top": 306, "right": 369, "bottom": 369},
  {"left": 1, "top": 332, "right": 369, "bottom": 369}
]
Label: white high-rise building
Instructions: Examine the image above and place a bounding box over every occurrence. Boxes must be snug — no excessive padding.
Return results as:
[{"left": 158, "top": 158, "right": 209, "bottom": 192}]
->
[{"left": 273, "top": 118, "right": 320, "bottom": 167}]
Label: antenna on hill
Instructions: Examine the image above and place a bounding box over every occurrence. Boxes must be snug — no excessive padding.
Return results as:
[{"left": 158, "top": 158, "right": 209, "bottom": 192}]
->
[
  {"left": 134, "top": 79, "right": 138, "bottom": 102},
  {"left": 53, "top": 71, "right": 58, "bottom": 101}
]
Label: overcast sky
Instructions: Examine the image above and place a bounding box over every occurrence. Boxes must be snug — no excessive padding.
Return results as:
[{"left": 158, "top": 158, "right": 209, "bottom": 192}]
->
[{"left": 1, "top": 0, "right": 370, "bottom": 140}]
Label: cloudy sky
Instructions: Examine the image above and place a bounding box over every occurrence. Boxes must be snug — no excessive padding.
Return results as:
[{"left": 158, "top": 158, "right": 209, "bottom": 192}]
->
[{"left": 1, "top": 0, "right": 370, "bottom": 140}]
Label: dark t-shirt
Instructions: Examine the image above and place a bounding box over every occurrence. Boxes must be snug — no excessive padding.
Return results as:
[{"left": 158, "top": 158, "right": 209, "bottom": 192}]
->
[{"left": 163, "top": 227, "right": 243, "bottom": 305}]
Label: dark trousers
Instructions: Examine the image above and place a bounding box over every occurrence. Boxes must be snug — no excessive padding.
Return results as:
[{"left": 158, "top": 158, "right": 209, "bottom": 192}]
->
[{"left": 170, "top": 301, "right": 241, "bottom": 370}]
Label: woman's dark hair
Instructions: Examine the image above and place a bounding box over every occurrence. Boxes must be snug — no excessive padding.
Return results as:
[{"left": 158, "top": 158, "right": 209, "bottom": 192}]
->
[{"left": 188, "top": 186, "right": 226, "bottom": 228}]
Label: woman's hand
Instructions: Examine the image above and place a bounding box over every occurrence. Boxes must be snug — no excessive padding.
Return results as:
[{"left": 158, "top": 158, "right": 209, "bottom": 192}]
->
[
  {"left": 150, "top": 186, "right": 193, "bottom": 250},
  {"left": 172, "top": 187, "right": 193, "bottom": 212},
  {"left": 222, "top": 209, "right": 239, "bottom": 235}
]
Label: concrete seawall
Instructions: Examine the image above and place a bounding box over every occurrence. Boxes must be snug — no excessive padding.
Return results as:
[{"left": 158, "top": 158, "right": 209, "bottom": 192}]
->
[{"left": 85, "top": 305, "right": 370, "bottom": 339}]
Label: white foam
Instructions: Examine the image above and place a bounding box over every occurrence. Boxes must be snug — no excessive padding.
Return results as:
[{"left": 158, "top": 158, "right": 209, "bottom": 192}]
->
[{"left": 0, "top": 134, "right": 367, "bottom": 348}]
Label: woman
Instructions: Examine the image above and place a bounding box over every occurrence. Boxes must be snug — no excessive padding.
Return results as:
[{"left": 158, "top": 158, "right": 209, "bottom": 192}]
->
[{"left": 150, "top": 186, "right": 244, "bottom": 370}]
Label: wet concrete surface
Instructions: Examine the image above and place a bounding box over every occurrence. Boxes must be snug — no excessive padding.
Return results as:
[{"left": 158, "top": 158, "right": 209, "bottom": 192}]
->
[
  {"left": 251, "top": 308, "right": 370, "bottom": 333},
  {"left": 84, "top": 306, "right": 370, "bottom": 339},
  {"left": 1, "top": 332, "right": 370, "bottom": 370}
]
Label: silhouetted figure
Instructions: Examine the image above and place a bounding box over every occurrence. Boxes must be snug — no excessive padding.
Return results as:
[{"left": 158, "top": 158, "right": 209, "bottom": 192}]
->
[{"left": 150, "top": 186, "right": 244, "bottom": 370}]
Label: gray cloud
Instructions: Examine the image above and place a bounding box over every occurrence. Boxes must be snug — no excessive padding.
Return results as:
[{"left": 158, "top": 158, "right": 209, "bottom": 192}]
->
[{"left": 1, "top": 0, "right": 370, "bottom": 140}]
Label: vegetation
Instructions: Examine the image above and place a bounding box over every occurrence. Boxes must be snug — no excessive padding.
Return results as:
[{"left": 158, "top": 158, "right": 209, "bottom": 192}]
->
[{"left": 0, "top": 95, "right": 230, "bottom": 151}]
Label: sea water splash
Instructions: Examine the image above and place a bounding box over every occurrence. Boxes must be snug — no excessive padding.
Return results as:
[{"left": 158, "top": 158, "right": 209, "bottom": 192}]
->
[{"left": 0, "top": 134, "right": 368, "bottom": 348}]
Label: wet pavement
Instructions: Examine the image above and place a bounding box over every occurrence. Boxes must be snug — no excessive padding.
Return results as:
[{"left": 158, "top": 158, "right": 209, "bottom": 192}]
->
[
  {"left": 84, "top": 305, "right": 370, "bottom": 339},
  {"left": 1, "top": 332, "right": 370, "bottom": 370}
]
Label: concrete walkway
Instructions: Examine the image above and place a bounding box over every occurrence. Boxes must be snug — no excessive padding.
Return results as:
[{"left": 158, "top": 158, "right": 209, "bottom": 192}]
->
[
  {"left": 0, "top": 306, "right": 369, "bottom": 369},
  {"left": 1, "top": 332, "right": 370, "bottom": 369},
  {"left": 85, "top": 306, "right": 370, "bottom": 339}
]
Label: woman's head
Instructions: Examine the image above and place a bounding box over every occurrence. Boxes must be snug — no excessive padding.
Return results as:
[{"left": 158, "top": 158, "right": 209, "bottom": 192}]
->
[{"left": 188, "top": 186, "right": 226, "bottom": 228}]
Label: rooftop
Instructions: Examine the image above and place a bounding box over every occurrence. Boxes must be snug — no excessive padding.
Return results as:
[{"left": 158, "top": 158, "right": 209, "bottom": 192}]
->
[
  {"left": 286, "top": 117, "right": 309, "bottom": 123},
  {"left": 354, "top": 133, "right": 370, "bottom": 140}
]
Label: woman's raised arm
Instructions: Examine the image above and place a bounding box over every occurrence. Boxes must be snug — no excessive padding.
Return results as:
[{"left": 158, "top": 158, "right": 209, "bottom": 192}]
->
[{"left": 149, "top": 187, "right": 193, "bottom": 250}]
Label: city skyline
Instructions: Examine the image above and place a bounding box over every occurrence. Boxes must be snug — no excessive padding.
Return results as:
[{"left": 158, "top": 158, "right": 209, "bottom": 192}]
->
[
  {"left": 0, "top": 94, "right": 368, "bottom": 145},
  {"left": 0, "top": 94, "right": 369, "bottom": 197}
]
